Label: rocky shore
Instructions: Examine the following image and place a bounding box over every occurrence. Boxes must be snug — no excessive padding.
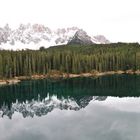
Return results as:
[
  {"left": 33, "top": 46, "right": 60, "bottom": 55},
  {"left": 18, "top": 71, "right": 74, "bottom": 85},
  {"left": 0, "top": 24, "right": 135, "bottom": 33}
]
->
[
  {"left": 0, "top": 69, "right": 140, "bottom": 86},
  {"left": 0, "top": 79, "right": 21, "bottom": 86}
]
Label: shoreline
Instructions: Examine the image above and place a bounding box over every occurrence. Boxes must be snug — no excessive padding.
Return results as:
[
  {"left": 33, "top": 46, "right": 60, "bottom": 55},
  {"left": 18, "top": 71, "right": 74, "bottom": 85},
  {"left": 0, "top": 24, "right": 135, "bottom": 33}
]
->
[{"left": 0, "top": 69, "right": 140, "bottom": 86}]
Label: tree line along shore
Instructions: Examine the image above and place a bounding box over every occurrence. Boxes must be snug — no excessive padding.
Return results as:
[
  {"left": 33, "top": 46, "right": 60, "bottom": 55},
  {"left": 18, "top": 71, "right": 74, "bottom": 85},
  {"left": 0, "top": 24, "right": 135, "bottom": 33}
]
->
[{"left": 0, "top": 43, "right": 140, "bottom": 85}]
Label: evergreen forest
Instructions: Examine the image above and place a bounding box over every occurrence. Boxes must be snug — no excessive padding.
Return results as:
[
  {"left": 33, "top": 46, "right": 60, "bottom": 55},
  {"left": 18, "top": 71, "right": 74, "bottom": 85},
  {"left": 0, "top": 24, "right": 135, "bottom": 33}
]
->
[{"left": 0, "top": 43, "right": 140, "bottom": 78}]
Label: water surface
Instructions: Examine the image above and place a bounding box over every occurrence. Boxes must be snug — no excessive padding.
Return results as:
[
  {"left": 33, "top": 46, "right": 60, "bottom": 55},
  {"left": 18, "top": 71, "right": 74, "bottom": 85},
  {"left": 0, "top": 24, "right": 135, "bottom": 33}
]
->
[{"left": 0, "top": 75, "right": 140, "bottom": 140}]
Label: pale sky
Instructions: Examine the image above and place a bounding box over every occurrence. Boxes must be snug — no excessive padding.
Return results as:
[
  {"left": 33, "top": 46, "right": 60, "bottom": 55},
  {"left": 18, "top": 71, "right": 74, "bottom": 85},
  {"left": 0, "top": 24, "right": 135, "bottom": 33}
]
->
[{"left": 0, "top": 0, "right": 140, "bottom": 43}]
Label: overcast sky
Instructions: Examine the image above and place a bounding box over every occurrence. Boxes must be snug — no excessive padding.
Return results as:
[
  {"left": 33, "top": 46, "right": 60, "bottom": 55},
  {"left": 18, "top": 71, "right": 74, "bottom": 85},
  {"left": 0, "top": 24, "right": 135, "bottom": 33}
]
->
[{"left": 0, "top": 0, "right": 140, "bottom": 42}]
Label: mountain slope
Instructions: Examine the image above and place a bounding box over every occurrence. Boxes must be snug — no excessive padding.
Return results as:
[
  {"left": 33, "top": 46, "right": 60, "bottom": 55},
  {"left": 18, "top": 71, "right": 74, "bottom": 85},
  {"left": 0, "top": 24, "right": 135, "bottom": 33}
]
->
[
  {"left": 68, "top": 29, "right": 94, "bottom": 45},
  {"left": 68, "top": 29, "right": 110, "bottom": 45}
]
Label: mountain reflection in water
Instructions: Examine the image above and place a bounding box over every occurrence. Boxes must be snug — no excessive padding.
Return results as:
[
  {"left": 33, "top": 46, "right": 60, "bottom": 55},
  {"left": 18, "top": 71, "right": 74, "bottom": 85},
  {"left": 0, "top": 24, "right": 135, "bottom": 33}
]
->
[
  {"left": 0, "top": 75, "right": 140, "bottom": 119},
  {"left": 0, "top": 94, "right": 107, "bottom": 119}
]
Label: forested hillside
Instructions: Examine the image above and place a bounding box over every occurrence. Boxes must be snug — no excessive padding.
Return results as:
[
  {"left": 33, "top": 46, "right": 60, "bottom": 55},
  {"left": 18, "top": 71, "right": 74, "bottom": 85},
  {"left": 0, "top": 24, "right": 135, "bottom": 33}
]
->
[{"left": 0, "top": 43, "right": 140, "bottom": 78}]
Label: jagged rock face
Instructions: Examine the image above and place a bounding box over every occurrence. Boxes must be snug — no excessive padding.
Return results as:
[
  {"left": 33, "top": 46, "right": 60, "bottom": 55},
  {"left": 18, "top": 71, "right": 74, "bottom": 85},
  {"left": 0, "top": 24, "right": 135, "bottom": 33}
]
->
[
  {"left": 0, "top": 24, "right": 11, "bottom": 44},
  {"left": 0, "top": 24, "right": 110, "bottom": 50},
  {"left": 68, "top": 29, "right": 94, "bottom": 45},
  {"left": 0, "top": 24, "right": 79, "bottom": 50}
]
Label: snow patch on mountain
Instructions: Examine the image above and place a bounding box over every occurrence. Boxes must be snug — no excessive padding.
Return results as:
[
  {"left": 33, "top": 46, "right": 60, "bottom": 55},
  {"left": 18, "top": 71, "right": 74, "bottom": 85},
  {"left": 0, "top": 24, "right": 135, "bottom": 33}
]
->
[{"left": 92, "top": 35, "right": 110, "bottom": 44}]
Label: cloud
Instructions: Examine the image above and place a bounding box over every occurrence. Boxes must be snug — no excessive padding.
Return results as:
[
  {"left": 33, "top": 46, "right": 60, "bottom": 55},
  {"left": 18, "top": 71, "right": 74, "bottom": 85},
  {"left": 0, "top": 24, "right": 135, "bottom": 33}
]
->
[{"left": 0, "top": 0, "right": 140, "bottom": 42}]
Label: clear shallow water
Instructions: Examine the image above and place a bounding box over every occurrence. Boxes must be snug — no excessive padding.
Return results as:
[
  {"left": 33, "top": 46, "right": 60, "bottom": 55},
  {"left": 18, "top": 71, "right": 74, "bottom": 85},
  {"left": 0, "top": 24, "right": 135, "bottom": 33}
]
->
[{"left": 0, "top": 75, "right": 140, "bottom": 140}]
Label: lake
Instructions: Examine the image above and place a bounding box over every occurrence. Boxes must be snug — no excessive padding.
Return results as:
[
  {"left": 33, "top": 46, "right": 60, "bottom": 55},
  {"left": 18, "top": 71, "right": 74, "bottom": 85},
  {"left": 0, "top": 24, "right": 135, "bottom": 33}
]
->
[{"left": 0, "top": 75, "right": 140, "bottom": 140}]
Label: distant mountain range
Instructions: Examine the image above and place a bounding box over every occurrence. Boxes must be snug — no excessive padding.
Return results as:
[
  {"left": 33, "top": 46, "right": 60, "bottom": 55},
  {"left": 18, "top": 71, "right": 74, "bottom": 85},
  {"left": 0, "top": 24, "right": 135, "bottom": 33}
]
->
[{"left": 0, "top": 24, "right": 110, "bottom": 50}]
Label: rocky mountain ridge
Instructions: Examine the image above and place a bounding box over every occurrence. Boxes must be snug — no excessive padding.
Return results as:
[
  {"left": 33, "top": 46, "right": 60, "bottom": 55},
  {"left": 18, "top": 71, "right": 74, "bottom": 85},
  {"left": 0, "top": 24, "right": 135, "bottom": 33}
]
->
[{"left": 0, "top": 24, "right": 110, "bottom": 50}]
